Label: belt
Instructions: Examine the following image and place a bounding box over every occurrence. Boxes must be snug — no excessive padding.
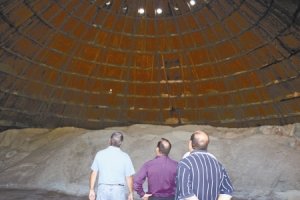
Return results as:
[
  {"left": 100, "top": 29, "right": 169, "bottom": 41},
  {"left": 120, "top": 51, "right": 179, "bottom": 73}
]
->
[{"left": 100, "top": 183, "right": 125, "bottom": 186}]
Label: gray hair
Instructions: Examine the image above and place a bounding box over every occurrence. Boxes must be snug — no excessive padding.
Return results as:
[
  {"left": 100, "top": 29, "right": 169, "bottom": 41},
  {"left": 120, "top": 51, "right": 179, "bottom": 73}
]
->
[{"left": 110, "top": 132, "right": 124, "bottom": 147}]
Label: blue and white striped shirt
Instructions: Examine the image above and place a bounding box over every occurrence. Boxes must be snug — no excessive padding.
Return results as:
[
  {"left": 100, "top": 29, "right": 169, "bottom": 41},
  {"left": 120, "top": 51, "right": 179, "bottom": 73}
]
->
[{"left": 176, "top": 150, "right": 233, "bottom": 200}]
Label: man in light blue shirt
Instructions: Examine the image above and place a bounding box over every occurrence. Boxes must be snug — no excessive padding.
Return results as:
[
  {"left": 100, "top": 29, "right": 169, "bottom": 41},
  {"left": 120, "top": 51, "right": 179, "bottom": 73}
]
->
[{"left": 89, "top": 132, "right": 135, "bottom": 200}]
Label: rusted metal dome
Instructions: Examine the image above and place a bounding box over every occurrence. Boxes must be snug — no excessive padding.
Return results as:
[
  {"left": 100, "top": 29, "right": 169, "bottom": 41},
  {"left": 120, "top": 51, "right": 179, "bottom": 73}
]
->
[{"left": 0, "top": 0, "right": 299, "bottom": 129}]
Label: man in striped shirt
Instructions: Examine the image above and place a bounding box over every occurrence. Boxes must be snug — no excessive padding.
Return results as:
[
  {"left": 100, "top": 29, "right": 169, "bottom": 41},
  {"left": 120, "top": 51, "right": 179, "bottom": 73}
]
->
[{"left": 176, "top": 130, "right": 233, "bottom": 200}]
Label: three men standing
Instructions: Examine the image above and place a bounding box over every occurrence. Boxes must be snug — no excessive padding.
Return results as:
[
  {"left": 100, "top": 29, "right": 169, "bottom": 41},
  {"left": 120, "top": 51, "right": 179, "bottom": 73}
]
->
[{"left": 89, "top": 130, "right": 233, "bottom": 200}]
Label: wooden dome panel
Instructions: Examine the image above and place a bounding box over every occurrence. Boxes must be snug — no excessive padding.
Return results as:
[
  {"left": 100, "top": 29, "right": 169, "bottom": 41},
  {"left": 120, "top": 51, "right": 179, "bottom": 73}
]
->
[{"left": 0, "top": 0, "right": 299, "bottom": 129}]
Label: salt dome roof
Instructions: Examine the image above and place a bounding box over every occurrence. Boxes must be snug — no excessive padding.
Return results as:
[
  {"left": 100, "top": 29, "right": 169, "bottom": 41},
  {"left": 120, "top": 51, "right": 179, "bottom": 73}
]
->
[{"left": 0, "top": 0, "right": 299, "bottom": 129}]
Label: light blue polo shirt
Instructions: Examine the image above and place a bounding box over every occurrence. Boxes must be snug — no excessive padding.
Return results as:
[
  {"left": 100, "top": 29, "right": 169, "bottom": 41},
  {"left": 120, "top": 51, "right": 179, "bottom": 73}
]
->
[{"left": 91, "top": 146, "right": 135, "bottom": 185}]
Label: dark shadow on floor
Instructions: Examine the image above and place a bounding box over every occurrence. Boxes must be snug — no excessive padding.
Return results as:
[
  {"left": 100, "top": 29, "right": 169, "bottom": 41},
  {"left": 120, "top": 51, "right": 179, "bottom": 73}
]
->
[{"left": 0, "top": 188, "right": 86, "bottom": 200}]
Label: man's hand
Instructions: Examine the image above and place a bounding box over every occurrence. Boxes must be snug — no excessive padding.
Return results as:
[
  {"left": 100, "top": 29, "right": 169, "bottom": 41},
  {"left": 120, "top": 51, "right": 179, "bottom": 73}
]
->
[
  {"left": 142, "top": 193, "right": 152, "bottom": 200},
  {"left": 218, "top": 194, "right": 232, "bottom": 200},
  {"left": 128, "top": 192, "right": 134, "bottom": 200},
  {"left": 89, "top": 189, "right": 96, "bottom": 200},
  {"left": 184, "top": 195, "right": 199, "bottom": 200}
]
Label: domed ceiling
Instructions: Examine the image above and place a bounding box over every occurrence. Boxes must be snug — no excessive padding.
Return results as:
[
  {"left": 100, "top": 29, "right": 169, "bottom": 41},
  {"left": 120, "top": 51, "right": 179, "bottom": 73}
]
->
[{"left": 0, "top": 0, "right": 299, "bottom": 130}]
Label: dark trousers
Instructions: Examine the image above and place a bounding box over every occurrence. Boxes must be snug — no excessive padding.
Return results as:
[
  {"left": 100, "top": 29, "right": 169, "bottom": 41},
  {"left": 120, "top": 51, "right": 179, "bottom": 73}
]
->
[{"left": 149, "top": 197, "right": 174, "bottom": 200}]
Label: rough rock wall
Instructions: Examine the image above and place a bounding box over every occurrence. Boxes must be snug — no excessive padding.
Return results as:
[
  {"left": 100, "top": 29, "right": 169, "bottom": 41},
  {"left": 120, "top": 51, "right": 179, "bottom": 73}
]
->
[{"left": 0, "top": 124, "right": 299, "bottom": 200}]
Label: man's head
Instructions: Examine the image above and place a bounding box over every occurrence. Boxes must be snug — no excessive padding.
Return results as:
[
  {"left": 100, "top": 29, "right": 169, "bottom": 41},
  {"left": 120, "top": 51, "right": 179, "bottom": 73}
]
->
[
  {"left": 156, "top": 138, "right": 172, "bottom": 156},
  {"left": 190, "top": 130, "right": 209, "bottom": 150},
  {"left": 110, "top": 132, "right": 124, "bottom": 147}
]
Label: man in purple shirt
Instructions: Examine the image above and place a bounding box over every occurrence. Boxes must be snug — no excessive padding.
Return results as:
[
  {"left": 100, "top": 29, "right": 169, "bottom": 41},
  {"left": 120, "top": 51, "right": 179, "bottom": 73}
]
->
[{"left": 134, "top": 138, "right": 178, "bottom": 200}]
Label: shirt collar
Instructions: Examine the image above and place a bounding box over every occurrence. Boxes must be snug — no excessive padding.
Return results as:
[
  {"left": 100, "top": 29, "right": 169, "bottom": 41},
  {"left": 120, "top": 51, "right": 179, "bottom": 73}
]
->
[
  {"left": 108, "top": 146, "right": 120, "bottom": 150},
  {"left": 155, "top": 155, "right": 168, "bottom": 159},
  {"left": 191, "top": 150, "right": 217, "bottom": 159},
  {"left": 191, "top": 149, "right": 207, "bottom": 154}
]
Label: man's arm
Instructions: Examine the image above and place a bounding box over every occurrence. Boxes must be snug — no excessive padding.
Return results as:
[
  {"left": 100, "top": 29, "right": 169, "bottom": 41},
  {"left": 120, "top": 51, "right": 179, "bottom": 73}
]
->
[
  {"left": 89, "top": 170, "right": 97, "bottom": 200},
  {"left": 177, "top": 165, "right": 195, "bottom": 199},
  {"left": 126, "top": 175, "right": 134, "bottom": 200},
  {"left": 133, "top": 165, "right": 147, "bottom": 197},
  {"left": 219, "top": 167, "right": 233, "bottom": 199}
]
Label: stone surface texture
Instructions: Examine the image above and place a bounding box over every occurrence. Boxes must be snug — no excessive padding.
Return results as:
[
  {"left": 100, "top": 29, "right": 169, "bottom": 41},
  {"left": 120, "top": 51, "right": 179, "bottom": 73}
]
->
[{"left": 0, "top": 124, "right": 299, "bottom": 200}]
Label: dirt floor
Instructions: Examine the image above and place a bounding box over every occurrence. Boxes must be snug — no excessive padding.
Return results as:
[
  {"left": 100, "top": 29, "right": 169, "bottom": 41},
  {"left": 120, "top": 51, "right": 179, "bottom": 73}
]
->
[
  {"left": 0, "top": 188, "right": 85, "bottom": 200},
  {"left": 0, "top": 188, "right": 250, "bottom": 200}
]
